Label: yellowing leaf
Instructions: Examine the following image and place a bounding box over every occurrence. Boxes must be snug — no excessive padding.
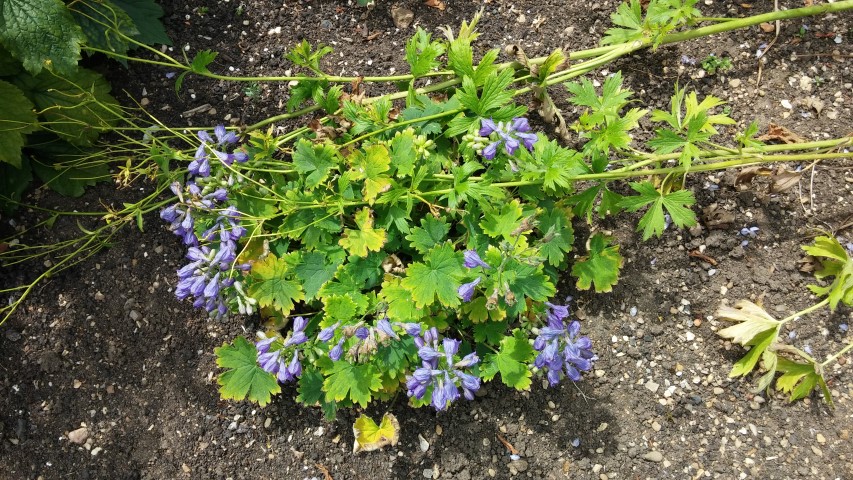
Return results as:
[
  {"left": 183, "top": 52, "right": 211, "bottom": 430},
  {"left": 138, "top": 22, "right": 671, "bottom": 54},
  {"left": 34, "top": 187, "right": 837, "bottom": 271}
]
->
[
  {"left": 352, "top": 413, "right": 400, "bottom": 453},
  {"left": 716, "top": 300, "right": 781, "bottom": 346},
  {"left": 348, "top": 143, "right": 391, "bottom": 203},
  {"left": 247, "top": 254, "right": 305, "bottom": 314},
  {"left": 339, "top": 208, "right": 386, "bottom": 257}
]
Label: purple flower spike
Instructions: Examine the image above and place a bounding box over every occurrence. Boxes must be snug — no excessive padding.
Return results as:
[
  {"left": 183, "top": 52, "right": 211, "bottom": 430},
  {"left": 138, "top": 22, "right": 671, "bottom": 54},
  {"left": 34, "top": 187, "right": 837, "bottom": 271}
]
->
[
  {"left": 377, "top": 318, "right": 399, "bottom": 339},
  {"left": 292, "top": 316, "right": 308, "bottom": 332},
  {"left": 476, "top": 116, "right": 538, "bottom": 161},
  {"left": 457, "top": 276, "right": 482, "bottom": 302},
  {"left": 317, "top": 322, "right": 339, "bottom": 343},
  {"left": 482, "top": 141, "right": 499, "bottom": 161},
  {"left": 329, "top": 338, "right": 345, "bottom": 361}
]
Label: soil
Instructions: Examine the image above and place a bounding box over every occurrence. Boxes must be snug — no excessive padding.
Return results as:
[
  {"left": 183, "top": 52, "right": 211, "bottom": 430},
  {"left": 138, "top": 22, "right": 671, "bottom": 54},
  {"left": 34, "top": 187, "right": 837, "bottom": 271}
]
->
[{"left": 3, "top": 1, "right": 853, "bottom": 479}]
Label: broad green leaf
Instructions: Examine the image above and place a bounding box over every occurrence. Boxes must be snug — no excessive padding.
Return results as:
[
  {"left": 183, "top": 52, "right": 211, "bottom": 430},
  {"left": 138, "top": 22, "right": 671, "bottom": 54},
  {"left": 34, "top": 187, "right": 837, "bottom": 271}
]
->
[
  {"left": 572, "top": 233, "right": 623, "bottom": 293},
  {"left": 339, "top": 208, "right": 386, "bottom": 257},
  {"left": 532, "top": 138, "right": 584, "bottom": 193},
  {"left": 401, "top": 243, "right": 464, "bottom": 308},
  {"left": 296, "top": 366, "right": 325, "bottom": 405},
  {"left": 405, "top": 216, "right": 450, "bottom": 254},
  {"left": 71, "top": 0, "right": 139, "bottom": 60},
  {"left": 537, "top": 207, "right": 574, "bottom": 267},
  {"left": 13, "top": 67, "right": 120, "bottom": 146},
  {"left": 472, "top": 319, "right": 508, "bottom": 344},
  {"left": 292, "top": 138, "right": 339, "bottom": 189},
  {"left": 504, "top": 260, "right": 556, "bottom": 302},
  {"left": 215, "top": 336, "right": 281, "bottom": 406},
  {"left": 0, "top": 80, "right": 37, "bottom": 167},
  {"left": 323, "top": 294, "right": 358, "bottom": 323},
  {"left": 619, "top": 181, "right": 697, "bottom": 240},
  {"left": 0, "top": 156, "right": 32, "bottom": 213},
  {"left": 729, "top": 328, "right": 776, "bottom": 378},
  {"left": 348, "top": 144, "right": 391, "bottom": 203},
  {"left": 323, "top": 361, "right": 382, "bottom": 408},
  {"left": 374, "top": 337, "right": 416, "bottom": 379},
  {"left": 111, "top": 0, "right": 172, "bottom": 45},
  {"left": 294, "top": 251, "right": 341, "bottom": 301},
  {"left": 601, "top": 0, "right": 645, "bottom": 45},
  {"left": 480, "top": 199, "right": 524, "bottom": 240},
  {"left": 380, "top": 278, "right": 424, "bottom": 323},
  {"left": 463, "top": 295, "right": 507, "bottom": 324},
  {"left": 353, "top": 413, "right": 400, "bottom": 453},
  {"left": 0, "top": 0, "right": 85, "bottom": 75},
  {"left": 247, "top": 254, "right": 305, "bottom": 314},
  {"left": 481, "top": 329, "right": 534, "bottom": 390},
  {"left": 30, "top": 156, "right": 109, "bottom": 197}
]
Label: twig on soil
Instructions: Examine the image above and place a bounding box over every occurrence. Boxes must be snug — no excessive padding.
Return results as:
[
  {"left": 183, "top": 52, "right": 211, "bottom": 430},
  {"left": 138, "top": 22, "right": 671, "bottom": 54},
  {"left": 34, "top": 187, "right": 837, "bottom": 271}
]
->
[
  {"left": 315, "top": 463, "right": 334, "bottom": 480},
  {"left": 688, "top": 250, "right": 718, "bottom": 266},
  {"left": 496, "top": 433, "right": 520, "bottom": 456}
]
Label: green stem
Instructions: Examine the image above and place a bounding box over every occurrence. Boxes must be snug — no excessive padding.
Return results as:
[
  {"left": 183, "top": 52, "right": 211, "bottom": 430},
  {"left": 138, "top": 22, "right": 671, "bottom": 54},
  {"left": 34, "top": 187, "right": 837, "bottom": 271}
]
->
[
  {"left": 780, "top": 298, "right": 830, "bottom": 324},
  {"left": 822, "top": 342, "right": 853, "bottom": 368}
]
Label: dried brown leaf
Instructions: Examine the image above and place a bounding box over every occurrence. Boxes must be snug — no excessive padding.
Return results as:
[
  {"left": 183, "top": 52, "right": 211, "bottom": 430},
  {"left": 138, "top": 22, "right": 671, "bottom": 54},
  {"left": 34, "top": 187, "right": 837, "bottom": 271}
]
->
[
  {"left": 770, "top": 169, "right": 801, "bottom": 193},
  {"left": 735, "top": 166, "right": 772, "bottom": 186},
  {"left": 756, "top": 123, "right": 805, "bottom": 144},
  {"left": 424, "top": 0, "right": 445, "bottom": 10}
]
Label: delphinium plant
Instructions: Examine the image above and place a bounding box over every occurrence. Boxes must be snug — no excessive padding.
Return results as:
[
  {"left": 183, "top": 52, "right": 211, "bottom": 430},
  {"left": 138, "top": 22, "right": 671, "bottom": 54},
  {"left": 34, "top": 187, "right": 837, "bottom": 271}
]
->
[{"left": 3, "top": 0, "right": 853, "bottom": 442}]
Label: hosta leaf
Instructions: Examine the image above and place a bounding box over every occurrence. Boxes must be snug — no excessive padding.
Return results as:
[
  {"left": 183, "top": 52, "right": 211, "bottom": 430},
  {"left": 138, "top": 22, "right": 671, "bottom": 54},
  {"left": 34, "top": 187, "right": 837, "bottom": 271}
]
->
[
  {"left": 0, "top": 80, "right": 37, "bottom": 168},
  {"left": 571, "top": 233, "right": 623, "bottom": 293},
  {"left": 323, "top": 361, "right": 382, "bottom": 408},
  {"left": 0, "top": 0, "right": 85, "bottom": 75},
  {"left": 215, "top": 336, "right": 280, "bottom": 407},
  {"left": 348, "top": 143, "right": 391, "bottom": 203},
  {"left": 247, "top": 254, "right": 305, "bottom": 314},
  {"left": 13, "top": 67, "right": 120, "bottom": 146},
  {"left": 292, "top": 138, "right": 339, "bottom": 189},
  {"left": 352, "top": 413, "right": 400, "bottom": 453},
  {"left": 401, "top": 243, "right": 464, "bottom": 308},
  {"left": 339, "top": 208, "right": 387, "bottom": 257},
  {"left": 481, "top": 329, "right": 534, "bottom": 390},
  {"left": 405, "top": 215, "right": 450, "bottom": 254}
]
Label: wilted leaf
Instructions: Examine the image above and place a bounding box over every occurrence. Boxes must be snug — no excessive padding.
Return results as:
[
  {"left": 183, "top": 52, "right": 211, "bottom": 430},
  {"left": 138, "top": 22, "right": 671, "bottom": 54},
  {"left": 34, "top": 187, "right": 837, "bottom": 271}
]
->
[
  {"left": 770, "top": 169, "right": 801, "bottom": 193},
  {"left": 756, "top": 123, "right": 805, "bottom": 144},
  {"left": 352, "top": 413, "right": 400, "bottom": 453},
  {"left": 716, "top": 299, "right": 781, "bottom": 345}
]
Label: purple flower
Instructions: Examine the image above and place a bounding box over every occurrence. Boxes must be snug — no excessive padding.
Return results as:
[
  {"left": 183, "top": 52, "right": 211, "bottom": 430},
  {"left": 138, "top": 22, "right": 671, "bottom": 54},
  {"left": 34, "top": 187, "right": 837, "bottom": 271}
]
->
[
  {"left": 533, "top": 301, "right": 596, "bottom": 387},
  {"left": 457, "top": 277, "right": 481, "bottom": 302},
  {"left": 476, "top": 117, "right": 538, "bottom": 161},
  {"left": 376, "top": 318, "right": 399, "bottom": 339},
  {"left": 317, "top": 322, "right": 339, "bottom": 342},
  {"left": 463, "top": 250, "right": 491, "bottom": 269},
  {"left": 329, "top": 338, "right": 345, "bottom": 361},
  {"left": 405, "top": 330, "right": 480, "bottom": 411}
]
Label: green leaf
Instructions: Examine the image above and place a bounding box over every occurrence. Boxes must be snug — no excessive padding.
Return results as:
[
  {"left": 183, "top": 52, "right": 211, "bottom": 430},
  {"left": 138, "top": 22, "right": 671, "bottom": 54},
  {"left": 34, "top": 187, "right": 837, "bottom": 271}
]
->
[
  {"left": 323, "top": 361, "right": 382, "bottom": 408},
  {"left": 294, "top": 251, "right": 341, "bottom": 301},
  {"left": 601, "top": 0, "right": 645, "bottom": 45},
  {"left": 729, "top": 328, "right": 776, "bottom": 378},
  {"left": 473, "top": 320, "right": 508, "bottom": 344},
  {"left": 292, "top": 138, "right": 339, "bottom": 189},
  {"left": 481, "top": 329, "right": 534, "bottom": 390},
  {"left": 505, "top": 260, "right": 556, "bottom": 302},
  {"left": 215, "top": 337, "right": 281, "bottom": 407},
  {"left": 802, "top": 236, "right": 853, "bottom": 310},
  {"left": 405, "top": 28, "right": 445, "bottom": 77},
  {"left": 619, "top": 181, "right": 697, "bottom": 240},
  {"left": 775, "top": 357, "right": 831, "bottom": 405},
  {"left": 30, "top": 155, "right": 109, "bottom": 197},
  {"left": 71, "top": 0, "right": 139, "bottom": 61},
  {"left": 285, "top": 39, "right": 333, "bottom": 72},
  {"left": 13, "top": 67, "right": 120, "bottom": 146},
  {"left": 247, "top": 254, "right": 305, "bottom": 314},
  {"left": 532, "top": 138, "right": 584, "bottom": 193},
  {"left": 405, "top": 216, "right": 450, "bottom": 254},
  {"left": 0, "top": 80, "right": 37, "bottom": 168},
  {"left": 0, "top": 0, "right": 85, "bottom": 75},
  {"left": 296, "top": 366, "right": 325, "bottom": 405},
  {"left": 347, "top": 144, "right": 391, "bottom": 203},
  {"left": 353, "top": 413, "right": 400, "bottom": 452},
  {"left": 537, "top": 207, "right": 574, "bottom": 267},
  {"left": 111, "top": 0, "right": 171, "bottom": 45},
  {"left": 480, "top": 199, "right": 524, "bottom": 240},
  {"left": 374, "top": 337, "right": 416, "bottom": 380},
  {"left": 401, "top": 243, "right": 464, "bottom": 308},
  {"left": 566, "top": 72, "right": 632, "bottom": 124},
  {"left": 339, "top": 208, "right": 387, "bottom": 257},
  {"left": 380, "top": 278, "right": 424, "bottom": 323},
  {"left": 571, "top": 233, "right": 623, "bottom": 293},
  {"left": 389, "top": 129, "right": 417, "bottom": 178}
]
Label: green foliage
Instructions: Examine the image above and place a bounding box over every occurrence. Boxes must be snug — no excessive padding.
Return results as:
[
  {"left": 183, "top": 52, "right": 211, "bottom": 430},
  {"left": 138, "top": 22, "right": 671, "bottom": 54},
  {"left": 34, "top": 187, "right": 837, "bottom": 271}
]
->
[
  {"left": 602, "top": 0, "right": 701, "bottom": 47},
  {"left": 700, "top": 54, "right": 732, "bottom": 75},
  {"left": 401, "top": 243, "right": 464, "bottom": 308},
  {"left": 0, "top": 79, "right": 37, "bottom": 168},
  {"left": 619, "top": 181, "right": 697, "bottom": 240},
  {"left": 481, "top": 329, "right": 535, "bottom": 390},
  {"left": 406, "top": 28, "right": 446, "bottom": 78},
  {"left": 215, "top": 337, "right": 281, "bottom": 406},
  {"left": 322, "top": 361, "right": 383, "bottom": 408},
  {"left": 247, "top": 254, "right": 305, "bottom": 314},
  {"left": 571, "top": 233, "right": 623, "bottom": 293},
  {"left": 802, "top": 236, "right": 853, "bottom": 310}
]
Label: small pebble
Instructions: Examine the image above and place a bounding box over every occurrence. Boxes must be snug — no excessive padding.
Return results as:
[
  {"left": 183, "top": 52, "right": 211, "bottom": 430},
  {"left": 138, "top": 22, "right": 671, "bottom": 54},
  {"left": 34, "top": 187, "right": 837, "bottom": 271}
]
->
[
  {"left": 68, "top": 427, "right": 89, "bottom": 444},
  {"left": 643, "top": 451, "right": 664, "bottom": 462},
  {"left": 418, "top": 434, "right": 430, "bottom": 453}
]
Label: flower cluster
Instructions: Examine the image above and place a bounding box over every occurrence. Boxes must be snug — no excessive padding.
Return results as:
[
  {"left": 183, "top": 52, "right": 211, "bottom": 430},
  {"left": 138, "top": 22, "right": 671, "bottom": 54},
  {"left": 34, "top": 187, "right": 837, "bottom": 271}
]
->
[
  {"left": 406, "top": 327, "right": 481, "bottom": 411},
  {"left": 189, "top": 125, "right": 248, "bottom": 177},
  {"left": 255, "top": 317, "right": 310, "bottom": 383},
  {"left": 476, "top": 117, "right": 538, "bottom": 161},
  {"left": 161, "top": 126, "right": 253, "bottom": 318},
  {"left": 316, "top": 317, "right": 410, "bottom": 361},
  {"left": 458, "top": 250, "right": 491, "bottom": 302},
  {"left": 533, "top": 301, "right": 596, "bottom": 387}
]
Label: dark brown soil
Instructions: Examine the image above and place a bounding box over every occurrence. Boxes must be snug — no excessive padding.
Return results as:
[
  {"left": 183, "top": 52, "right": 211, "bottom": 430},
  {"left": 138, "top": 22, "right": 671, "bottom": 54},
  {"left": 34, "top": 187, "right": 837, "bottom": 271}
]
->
[{"left": 3, "top": 1, "right": 853, "bottom": 479}]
